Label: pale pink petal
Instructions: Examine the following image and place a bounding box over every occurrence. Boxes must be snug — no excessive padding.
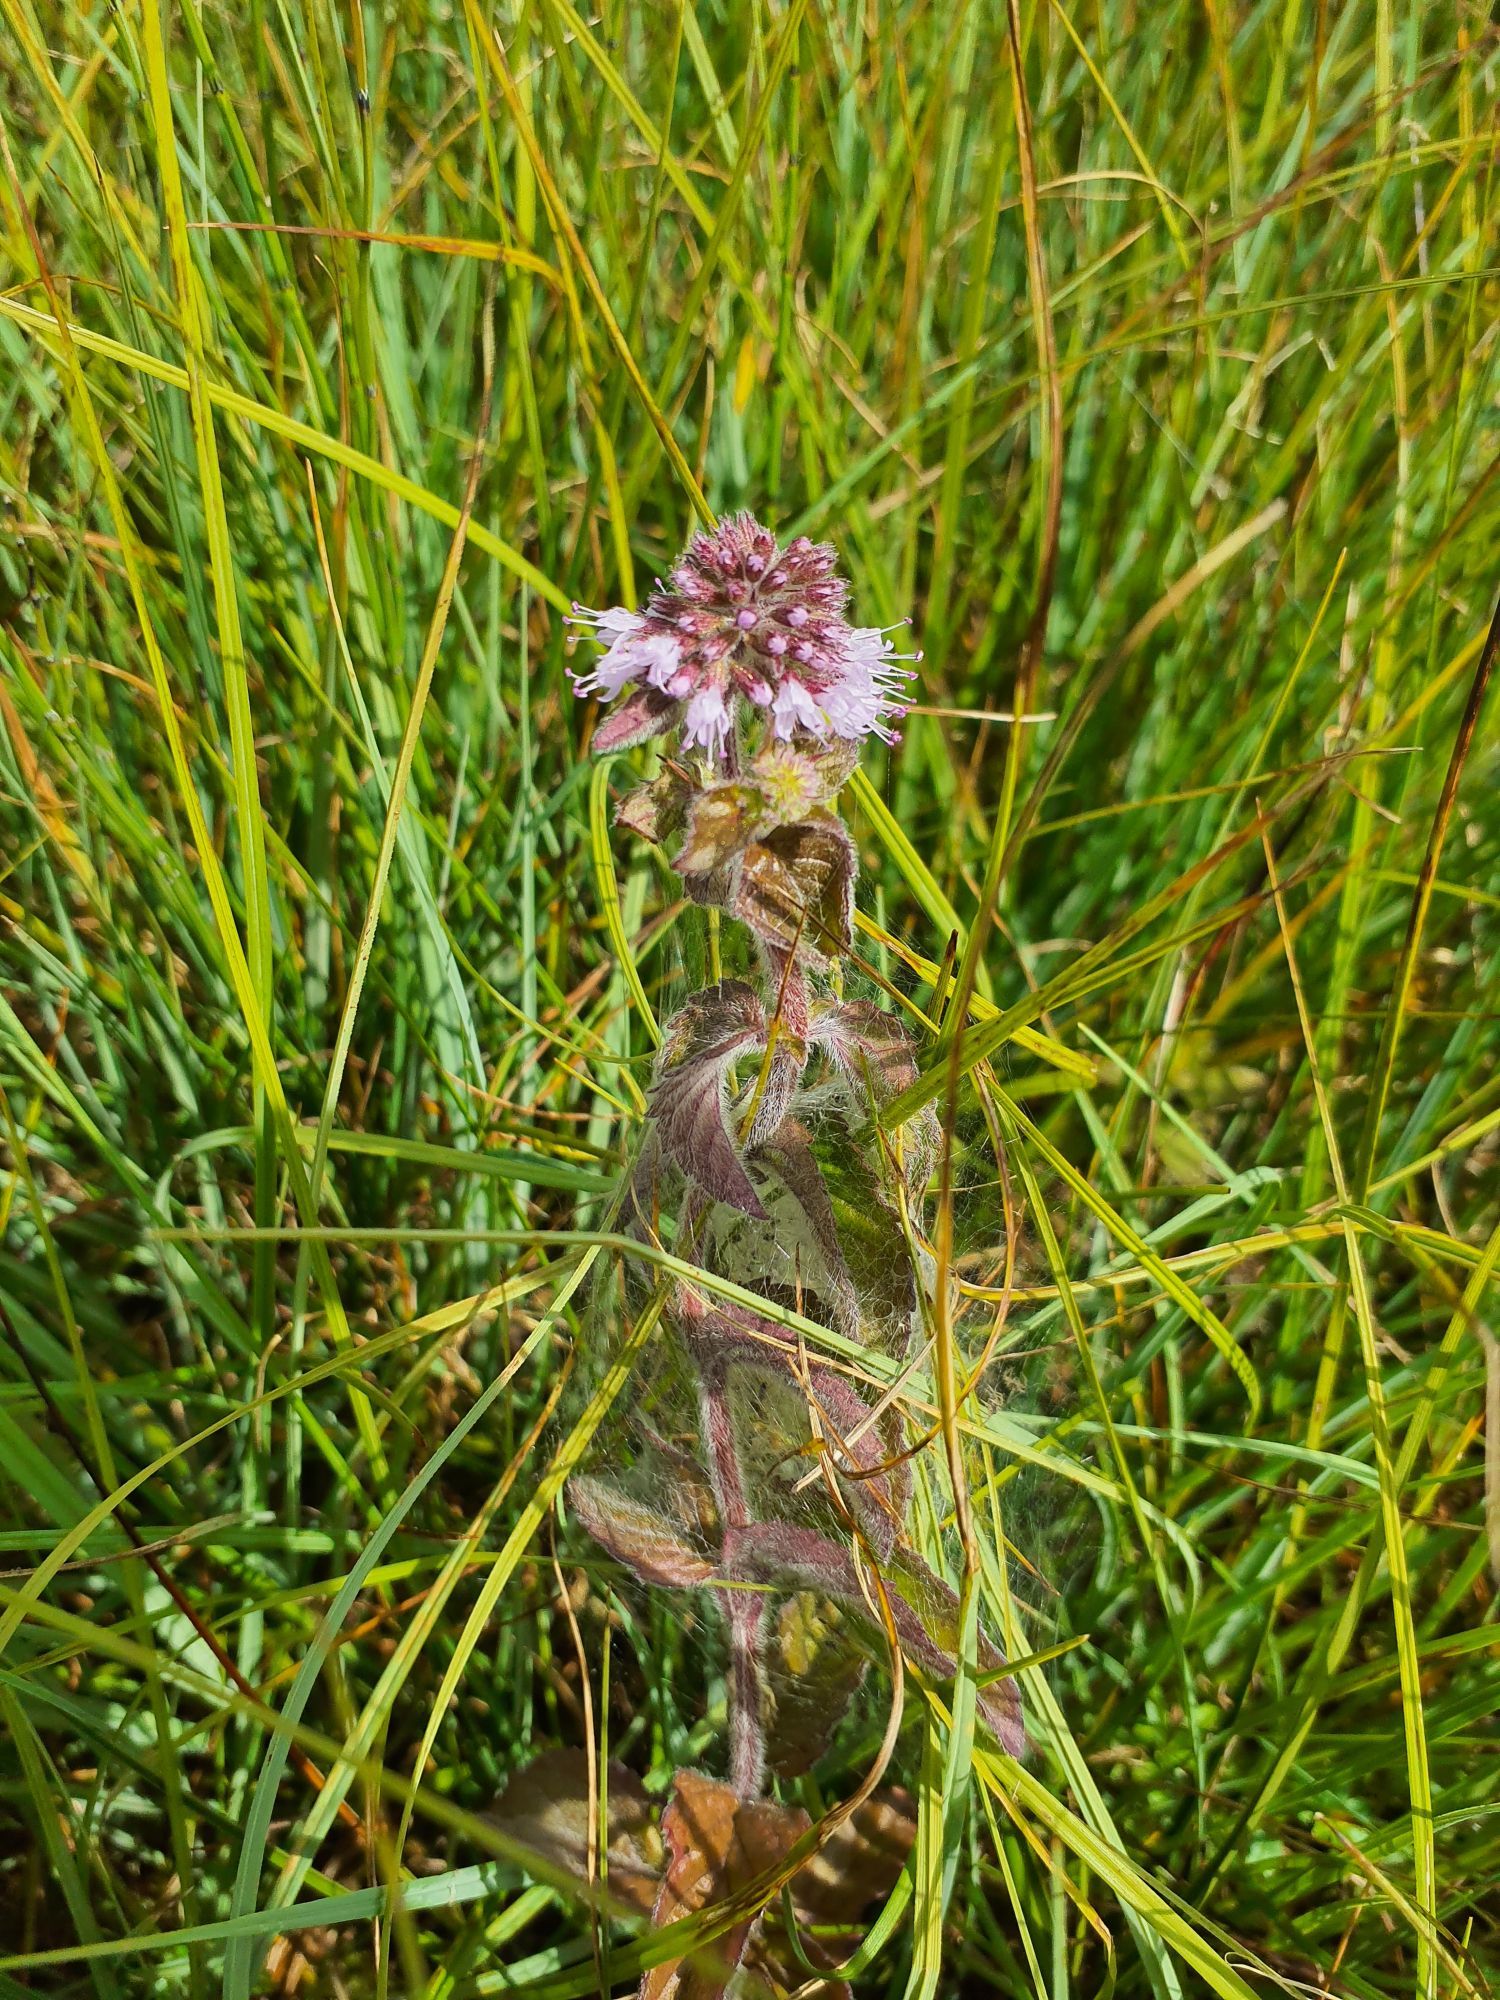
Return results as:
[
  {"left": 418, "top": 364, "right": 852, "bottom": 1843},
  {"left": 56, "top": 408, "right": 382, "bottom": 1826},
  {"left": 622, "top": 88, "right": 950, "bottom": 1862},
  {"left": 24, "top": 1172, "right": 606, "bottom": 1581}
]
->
[
  {"left": 569, "top": 605, "right": 648, "bottom": 699},
  {"left": 813, "top": 627, "right": 916, "bottom": 742},
  {"left": 682, "top": 686, "right": 733, "bottom": 760},
  {"left": 639, "top": 633, "right": 687, "bottom": 692},
  {"left": 576, "top": 605, "right": 644, "bottom": 639},
  {"left": 570, "top": 607, "right": 686, "bottom": 704},
  {"left": 771, "top": 678, "right": 827, "bottom": 741}
]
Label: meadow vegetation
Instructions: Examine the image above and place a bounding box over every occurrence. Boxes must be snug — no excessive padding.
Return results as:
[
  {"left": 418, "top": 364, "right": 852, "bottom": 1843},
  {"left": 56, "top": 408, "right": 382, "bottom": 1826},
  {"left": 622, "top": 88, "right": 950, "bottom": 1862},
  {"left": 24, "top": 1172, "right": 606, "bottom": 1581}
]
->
[{"left": 0, "top": 0, "right": 1497, "bottom": 1994}]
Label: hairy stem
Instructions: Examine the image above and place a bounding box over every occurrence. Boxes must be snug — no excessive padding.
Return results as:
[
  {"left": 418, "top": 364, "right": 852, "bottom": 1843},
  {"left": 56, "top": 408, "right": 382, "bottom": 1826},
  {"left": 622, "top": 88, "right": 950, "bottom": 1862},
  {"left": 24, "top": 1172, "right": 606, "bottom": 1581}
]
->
[
  {"left": 698, "top": 1372, "right": 749, "bottom": 1530},
  {"left": 767, "top": 948, "right": 812, "bottom": 1044},
  {"left": 726, "top": 1594, "right": 769, "bottom": 1798},
  {"left": 698, "top": 1368, "right": 769, "bottom": 1796}
]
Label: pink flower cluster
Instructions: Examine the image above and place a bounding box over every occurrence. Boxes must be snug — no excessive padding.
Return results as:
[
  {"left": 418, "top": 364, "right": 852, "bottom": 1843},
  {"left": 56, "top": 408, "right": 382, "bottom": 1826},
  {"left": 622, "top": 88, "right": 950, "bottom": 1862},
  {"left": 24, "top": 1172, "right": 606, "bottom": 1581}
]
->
[{"left": 570, "top": 513, "right": 916, "bottom": 760}]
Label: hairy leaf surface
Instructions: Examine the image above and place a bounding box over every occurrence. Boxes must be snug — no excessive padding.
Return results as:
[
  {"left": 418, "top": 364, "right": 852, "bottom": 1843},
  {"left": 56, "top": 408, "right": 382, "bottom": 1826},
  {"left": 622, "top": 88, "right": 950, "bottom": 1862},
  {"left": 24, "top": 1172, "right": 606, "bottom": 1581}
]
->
[
  {"left": 650, "top": 983, "right": 769, "bottom": 1216},
  {"left": 569, "top": 1473, "right": 717, "bottom": 1588}
]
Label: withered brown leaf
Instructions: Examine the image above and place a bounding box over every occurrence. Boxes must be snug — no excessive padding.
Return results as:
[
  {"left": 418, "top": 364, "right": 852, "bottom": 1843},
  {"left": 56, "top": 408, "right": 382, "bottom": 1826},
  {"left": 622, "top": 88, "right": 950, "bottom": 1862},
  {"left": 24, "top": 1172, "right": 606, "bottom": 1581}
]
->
[
  {"left": 735, "top": 811, "right": 855, "bottom": 968},
  {"left": 490, "top": 1749, "right": 662, "bottom": 1915},
  {"left": 641, "top": 1771, "right": 809, "bottom": 2000},
  {"left": 676, "top": 783, "right": 767, "bottom": 875}
]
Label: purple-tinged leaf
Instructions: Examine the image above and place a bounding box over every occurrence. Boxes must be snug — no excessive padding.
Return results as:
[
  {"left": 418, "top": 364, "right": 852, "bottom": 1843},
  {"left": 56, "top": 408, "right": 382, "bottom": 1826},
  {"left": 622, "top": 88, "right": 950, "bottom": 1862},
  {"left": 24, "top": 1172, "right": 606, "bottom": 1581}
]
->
[
  {"left": 721, "top": 1524, "right": 1025, "bottom": 1758},
  {"left": 721, "top": 1522, "right": 862, "bottom": 1599},
  {"left": 650, "top": 984, "right": 769, "bottom": 1217},
  {"left": 812, "top": 1000, "right": 941, "bottom": 1193},
  {"left": 811, "top": 1000, "right": 920, "bottom": 1100},
  {"left": 592, "top": 684, "right": 678, "bottom": 754},
  {"left": 672, "top": 1290, "right": 792, "bottom": 1362},
  {"left": 796, "top": 1365, "right": 910, "bottom": 1558},
  {"left": 741, "top": 1035, "right": 805, "bottom": 1151},
  {"left": 569, "top": 1475, "right": 717, "bottom": 1589}
]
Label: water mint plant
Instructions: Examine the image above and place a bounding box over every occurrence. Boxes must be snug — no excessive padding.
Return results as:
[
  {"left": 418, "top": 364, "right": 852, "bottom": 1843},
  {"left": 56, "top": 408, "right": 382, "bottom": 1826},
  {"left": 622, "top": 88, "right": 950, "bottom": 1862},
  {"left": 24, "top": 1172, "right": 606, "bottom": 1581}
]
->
[{"left": 565, "top": 514, "right": 1023, "bottom": 1851}]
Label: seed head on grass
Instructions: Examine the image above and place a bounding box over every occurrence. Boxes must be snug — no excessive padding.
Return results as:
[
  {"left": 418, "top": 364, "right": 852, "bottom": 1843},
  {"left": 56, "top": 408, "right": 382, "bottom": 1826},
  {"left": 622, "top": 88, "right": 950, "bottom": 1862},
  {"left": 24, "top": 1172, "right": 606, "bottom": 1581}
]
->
[{"left": 570, "top": 510, "right": 917, "bottom": 759}]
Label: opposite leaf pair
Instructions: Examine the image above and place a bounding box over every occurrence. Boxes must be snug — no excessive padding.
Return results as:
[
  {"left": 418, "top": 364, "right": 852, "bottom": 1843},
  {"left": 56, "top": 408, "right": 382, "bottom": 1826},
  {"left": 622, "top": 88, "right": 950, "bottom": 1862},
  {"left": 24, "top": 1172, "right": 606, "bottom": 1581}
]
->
[{"left": 645, "top": 981, "right": 939, "bottom": 1229}]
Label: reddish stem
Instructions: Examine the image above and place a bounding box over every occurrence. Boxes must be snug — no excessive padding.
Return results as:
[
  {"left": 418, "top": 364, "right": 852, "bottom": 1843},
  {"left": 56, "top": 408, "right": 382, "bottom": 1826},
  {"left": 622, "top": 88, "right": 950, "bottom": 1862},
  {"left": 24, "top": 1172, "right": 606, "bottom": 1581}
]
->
[
  {"left": 698, "top": 1371, "right": 768, "bottom": 1797},
  {"left": 767, "top": 947, "right": 812, "bottom": 1044}
]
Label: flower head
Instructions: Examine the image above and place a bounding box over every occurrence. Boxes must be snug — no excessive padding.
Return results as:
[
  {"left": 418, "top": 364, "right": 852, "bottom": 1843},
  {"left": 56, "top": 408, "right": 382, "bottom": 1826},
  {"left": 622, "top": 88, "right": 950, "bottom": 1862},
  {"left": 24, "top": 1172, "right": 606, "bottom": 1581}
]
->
[{"left": 570, "top": 512, "right": 916, "bottom": 761}]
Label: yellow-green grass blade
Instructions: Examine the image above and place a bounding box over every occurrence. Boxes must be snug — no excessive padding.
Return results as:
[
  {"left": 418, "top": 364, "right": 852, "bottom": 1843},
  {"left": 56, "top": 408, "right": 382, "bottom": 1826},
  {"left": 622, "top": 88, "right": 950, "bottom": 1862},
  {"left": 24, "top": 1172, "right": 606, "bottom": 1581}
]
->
[{"left": 0, "top": 298, "right": 568, "bottom": 612}]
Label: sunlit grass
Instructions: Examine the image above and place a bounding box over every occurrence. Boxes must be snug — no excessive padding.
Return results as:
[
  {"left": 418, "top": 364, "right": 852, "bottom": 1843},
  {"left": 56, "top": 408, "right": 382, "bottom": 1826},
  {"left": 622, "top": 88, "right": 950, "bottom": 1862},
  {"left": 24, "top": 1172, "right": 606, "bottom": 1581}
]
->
[{"left": 0, "top": 0, "right": 1497, "bottom": 1995}]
